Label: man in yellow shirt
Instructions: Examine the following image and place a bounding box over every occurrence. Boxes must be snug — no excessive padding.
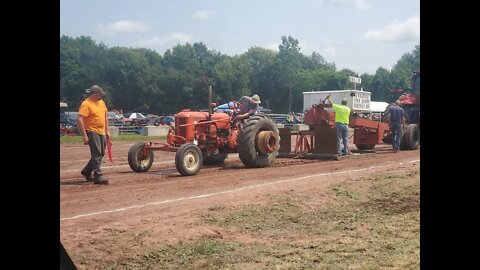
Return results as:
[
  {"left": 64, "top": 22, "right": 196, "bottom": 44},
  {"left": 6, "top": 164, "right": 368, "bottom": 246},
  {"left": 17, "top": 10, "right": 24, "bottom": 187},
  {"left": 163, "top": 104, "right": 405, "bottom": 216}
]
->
[
  {"left": 325, "top": 94, "right": 351, "bottom": 156},
  {"left": 76, "top": 85, "right": 110, "bottom": 184}
]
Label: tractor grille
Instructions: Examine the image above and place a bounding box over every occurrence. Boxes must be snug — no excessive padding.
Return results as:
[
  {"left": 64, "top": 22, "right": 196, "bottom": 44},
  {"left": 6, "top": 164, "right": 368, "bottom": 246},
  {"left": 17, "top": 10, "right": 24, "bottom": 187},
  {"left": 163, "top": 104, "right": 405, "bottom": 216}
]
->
[{"left": 177, "top": 117, "right": 187, "bottom": 137}]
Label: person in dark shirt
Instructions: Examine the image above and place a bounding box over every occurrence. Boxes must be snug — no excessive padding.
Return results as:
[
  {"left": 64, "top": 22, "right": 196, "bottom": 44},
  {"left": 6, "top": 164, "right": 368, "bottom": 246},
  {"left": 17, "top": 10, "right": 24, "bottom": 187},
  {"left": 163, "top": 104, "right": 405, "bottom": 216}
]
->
[
  {"left": 233, "top": 94, "right": 261, "bottom": 122},
  {"left": 388, "top": 100, "right": 406, "bottom": 152}
]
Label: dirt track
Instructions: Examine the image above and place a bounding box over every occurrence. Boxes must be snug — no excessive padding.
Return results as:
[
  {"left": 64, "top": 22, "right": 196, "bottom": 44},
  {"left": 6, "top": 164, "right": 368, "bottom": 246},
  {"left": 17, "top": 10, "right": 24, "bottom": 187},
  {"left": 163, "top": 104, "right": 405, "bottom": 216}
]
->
[{"left": 60, "top": 138, "right": 420, "bottom": 269}]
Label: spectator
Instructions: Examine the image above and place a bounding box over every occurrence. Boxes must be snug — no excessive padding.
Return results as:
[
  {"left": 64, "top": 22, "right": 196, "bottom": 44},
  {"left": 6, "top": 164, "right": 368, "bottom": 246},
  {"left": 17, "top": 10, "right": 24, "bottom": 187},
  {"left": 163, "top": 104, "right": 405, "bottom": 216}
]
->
[
  {"left": 388, "top": 100, "right": 406, "bottom": 152},
  {"left": 76, "top": 85, "right": 110, "bottom": 184}
]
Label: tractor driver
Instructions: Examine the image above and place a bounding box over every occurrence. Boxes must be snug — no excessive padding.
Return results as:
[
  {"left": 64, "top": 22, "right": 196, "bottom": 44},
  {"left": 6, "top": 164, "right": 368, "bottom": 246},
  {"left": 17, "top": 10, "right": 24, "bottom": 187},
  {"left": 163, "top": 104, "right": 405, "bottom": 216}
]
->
[{"left": 233, "top": 94, "right": 261, "bottom": 122}]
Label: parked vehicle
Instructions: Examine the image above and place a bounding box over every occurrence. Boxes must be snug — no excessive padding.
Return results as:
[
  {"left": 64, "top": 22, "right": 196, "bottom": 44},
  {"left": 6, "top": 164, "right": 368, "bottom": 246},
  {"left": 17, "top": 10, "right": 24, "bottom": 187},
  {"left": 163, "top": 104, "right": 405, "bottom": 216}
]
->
[
  {"left": 123, "top": 112, "right": 149, "bottom": 125},
  {"left": 267, "top": 113, "right": 289, "bottom": 124},
  {"left": 153, "top": 116, "right": 175, "bottom": 126},
  {"left": 124, "top": 112, "right": 146, "bottom": 119},
  {"left": 60, "top": 111, "right": 78, "bottom": 127},
  {"left": 59, "top": 111, "right": 79, "bottom": 136},
  {"left": 107, "top": 111, "right": 123, "bottom": 121},
  {"left": 215, "top": 103, "right": 271, "bottom": 115}
]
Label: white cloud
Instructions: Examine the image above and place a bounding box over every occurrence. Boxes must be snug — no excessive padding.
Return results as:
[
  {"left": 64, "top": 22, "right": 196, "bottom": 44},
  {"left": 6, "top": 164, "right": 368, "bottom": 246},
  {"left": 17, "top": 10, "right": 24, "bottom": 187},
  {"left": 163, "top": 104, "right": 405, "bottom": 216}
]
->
[
  {"left": 97, "top": 20, "right": 148, "bottom": 36},
  {"left": 136, "top": 32, "right": 193, "bottom": 49},
  {"left": 265, "top": 43, "right": 280, "bottom": 51},
  {"left": 325, "top": 0, "right": 371, "bottom": 10},
  {"left": 191, "top": 10, "right": 213, "bottom": 20},
  {"left": 363, "top": 16, "right": 420, "bottom": 43},
  {"left": 237, "top": 44, "right": 277, "bottom": 55},
  {"left": 264, "top": 41, "right": 335, "bottom": 58},
  {"left": 322, "top": 45, "right": 337, "bottom": 58},
  {"left": 298, "top": 41, "right": 311, "bottom": 54}
]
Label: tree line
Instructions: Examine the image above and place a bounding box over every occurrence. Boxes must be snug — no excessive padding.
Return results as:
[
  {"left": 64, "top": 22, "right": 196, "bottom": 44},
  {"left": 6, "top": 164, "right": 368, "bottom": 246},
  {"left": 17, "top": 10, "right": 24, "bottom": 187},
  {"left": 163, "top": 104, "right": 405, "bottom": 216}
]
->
[{"left": 60, "top": 35, "right": 419, "bottom": 115}]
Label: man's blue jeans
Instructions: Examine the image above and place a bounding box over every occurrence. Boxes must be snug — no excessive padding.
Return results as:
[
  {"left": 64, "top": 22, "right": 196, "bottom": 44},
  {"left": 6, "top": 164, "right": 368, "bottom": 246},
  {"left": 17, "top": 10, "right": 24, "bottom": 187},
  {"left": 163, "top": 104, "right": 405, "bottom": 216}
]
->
[
  {"left": 391, "top": 122, "right": 403, "bottom": 151},
  {"left": 335, "top": 122, "right": 349, "bottom": 155}
]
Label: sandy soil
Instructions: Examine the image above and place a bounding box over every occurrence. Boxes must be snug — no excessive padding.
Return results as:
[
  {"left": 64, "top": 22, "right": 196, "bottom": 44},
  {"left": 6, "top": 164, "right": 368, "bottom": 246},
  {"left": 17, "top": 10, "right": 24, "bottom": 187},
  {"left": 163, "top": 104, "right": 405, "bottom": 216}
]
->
[{"left": 60, "top": 137, "right": 420, "bottom": 269}]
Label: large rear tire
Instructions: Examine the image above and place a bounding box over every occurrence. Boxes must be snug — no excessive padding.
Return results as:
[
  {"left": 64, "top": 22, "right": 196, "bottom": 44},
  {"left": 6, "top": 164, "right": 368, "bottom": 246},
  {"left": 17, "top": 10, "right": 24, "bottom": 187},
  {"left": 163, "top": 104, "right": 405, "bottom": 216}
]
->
[
  {"left": 237, "top": 113, "right": 280, "bottom": 168},
  {"left": 175, "top": 143, "right": 203, "bottom": 176},
  {"left": 402, "top": 124, "right": 420, "bottom": 150},
  {"left": 128, "top": 142, "right": 154, "bottom": 172}
]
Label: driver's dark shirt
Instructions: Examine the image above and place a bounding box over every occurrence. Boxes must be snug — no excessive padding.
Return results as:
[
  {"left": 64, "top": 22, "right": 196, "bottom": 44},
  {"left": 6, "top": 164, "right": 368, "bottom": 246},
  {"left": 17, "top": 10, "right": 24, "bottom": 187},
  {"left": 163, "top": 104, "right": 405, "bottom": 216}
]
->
[{"left": 238, "top": 96, "right": 258, "bottom": 116}]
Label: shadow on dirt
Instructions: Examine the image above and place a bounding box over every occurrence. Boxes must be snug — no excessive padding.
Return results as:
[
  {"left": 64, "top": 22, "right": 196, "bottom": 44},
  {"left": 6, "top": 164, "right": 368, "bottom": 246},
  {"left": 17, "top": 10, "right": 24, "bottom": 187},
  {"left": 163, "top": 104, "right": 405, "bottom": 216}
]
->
[{"left": 60, "top": 179, "right": 92, "bottom": 186}]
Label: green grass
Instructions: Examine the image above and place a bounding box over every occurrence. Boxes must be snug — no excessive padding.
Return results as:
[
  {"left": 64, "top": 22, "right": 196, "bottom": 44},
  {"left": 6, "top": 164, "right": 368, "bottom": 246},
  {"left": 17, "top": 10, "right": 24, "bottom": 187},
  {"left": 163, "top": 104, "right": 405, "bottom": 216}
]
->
[
  {"left": 104, "top": 169, "right": 420, "bottom": 270},
  {"left": 60, "top": 135, "right": 165, "bottom": 143}
]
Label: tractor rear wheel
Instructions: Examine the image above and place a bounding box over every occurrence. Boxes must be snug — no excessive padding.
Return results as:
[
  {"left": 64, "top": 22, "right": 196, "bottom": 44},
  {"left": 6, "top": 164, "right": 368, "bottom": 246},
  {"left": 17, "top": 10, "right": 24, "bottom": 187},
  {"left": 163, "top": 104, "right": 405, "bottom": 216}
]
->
[
  {"left": 176, "top": 143, "right": 203, "bottom": 176},
  {"left": 402, "top": 124, "right": 420, "bottom": 150},
  {"left": 237, "top": 113, "right": 280, "bottom": 168},
  {"left": 128, "top": 142, "right": 154, "bottom": 172}
]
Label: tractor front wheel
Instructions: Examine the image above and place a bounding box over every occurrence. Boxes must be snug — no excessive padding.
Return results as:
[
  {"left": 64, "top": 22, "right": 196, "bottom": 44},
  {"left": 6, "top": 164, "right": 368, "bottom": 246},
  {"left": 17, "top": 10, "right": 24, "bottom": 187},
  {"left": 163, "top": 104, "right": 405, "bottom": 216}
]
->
[
  {"left": 175, "top": 143, "right": 203, "bottom": 176},
  {"left": 128, "top": 142, "right": 154, "bottom": 172}
]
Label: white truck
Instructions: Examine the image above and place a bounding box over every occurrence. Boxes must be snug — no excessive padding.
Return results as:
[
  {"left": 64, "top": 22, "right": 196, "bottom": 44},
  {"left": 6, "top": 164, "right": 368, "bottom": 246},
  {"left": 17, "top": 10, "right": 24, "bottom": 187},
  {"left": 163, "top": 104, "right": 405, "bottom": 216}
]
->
[{"left": 303, "top": 90, "right": 371, "bottom": 113}]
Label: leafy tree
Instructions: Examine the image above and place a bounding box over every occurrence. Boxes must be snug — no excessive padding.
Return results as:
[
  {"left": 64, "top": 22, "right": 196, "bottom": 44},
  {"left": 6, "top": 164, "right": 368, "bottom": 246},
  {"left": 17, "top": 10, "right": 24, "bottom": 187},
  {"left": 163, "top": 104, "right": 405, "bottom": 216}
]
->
[
  {"left": 360, "top": 73, "right": 374, "bottom": 92},
  {"left": 370, "top": 67, "right": 393, "bottom": 101},
  {"left": 60, "top": 35, "right": 109, "bottom": 109},
  {"left": 305, "top": 52, "right": 335, "bottom": 70},
  {"left": 240, "top": 47, "right": 277, "bottom": 109},
  {"left": 389, "top": 45, "right": 420, "bottom": 100},
  {"left": 60, "top": 34, "right": 419, "bottom": 115}
]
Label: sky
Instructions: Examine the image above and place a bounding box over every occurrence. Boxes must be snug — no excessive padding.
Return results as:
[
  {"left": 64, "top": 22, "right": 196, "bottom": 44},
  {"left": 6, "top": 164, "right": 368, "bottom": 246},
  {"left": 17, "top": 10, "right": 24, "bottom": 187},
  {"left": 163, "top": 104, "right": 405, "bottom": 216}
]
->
[{"left": 60, "top": 0, "right": 419, "bottom": 75}]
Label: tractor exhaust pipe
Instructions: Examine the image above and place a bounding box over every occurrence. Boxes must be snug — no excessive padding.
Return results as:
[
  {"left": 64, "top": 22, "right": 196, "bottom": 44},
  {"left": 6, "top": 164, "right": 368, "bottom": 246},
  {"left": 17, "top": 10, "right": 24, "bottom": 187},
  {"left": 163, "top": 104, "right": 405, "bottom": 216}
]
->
[{"left": 208, "top": 84, "right": 213, "bottom": 118}]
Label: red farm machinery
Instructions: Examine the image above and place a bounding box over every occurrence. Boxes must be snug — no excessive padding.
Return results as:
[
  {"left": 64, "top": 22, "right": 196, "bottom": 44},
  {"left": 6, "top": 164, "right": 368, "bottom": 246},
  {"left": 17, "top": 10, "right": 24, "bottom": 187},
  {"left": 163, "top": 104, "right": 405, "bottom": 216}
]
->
[
  {"left": 278, "top": 101, "right": 417, "bottom": 159},
  {"left": 127, "top": 88, "right": 280, "bottom": 176},
  {"left": 281, "top": 73, "right": 420, "bottom": 158},
  {"left": 278, "top": 101, "right": 392, "bottom": 157},
  {"left": 382, "top": 70, "right": 420, "bottom": 150}
]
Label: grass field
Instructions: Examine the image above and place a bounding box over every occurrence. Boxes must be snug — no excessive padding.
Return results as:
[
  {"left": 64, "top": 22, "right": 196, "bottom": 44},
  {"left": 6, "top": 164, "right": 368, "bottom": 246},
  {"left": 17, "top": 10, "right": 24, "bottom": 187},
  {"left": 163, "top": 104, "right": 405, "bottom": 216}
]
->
[{"left": 105, "top": 169, "right": 420, "bottom": 269}]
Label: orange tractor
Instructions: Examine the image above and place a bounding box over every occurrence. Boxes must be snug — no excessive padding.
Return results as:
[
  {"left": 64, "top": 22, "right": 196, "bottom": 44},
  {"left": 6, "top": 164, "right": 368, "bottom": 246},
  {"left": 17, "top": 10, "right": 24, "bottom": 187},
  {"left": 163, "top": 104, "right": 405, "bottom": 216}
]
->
[{"left": 127, "top": 93, "right": 280, "bottom": 176}]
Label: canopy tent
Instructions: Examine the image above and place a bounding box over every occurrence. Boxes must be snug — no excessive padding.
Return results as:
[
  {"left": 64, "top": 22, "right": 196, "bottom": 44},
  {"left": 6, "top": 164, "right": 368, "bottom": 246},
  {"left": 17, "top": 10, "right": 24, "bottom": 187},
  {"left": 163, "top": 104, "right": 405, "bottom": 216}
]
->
[
  {"left": 214, "top": 102, "right": 272, "bottom": 114},
  {"left": 214, "top": 102, "right": 235, "bottom": 113},
  {"left": 370, "top": 101, "right": 389, "bottom": 113}
]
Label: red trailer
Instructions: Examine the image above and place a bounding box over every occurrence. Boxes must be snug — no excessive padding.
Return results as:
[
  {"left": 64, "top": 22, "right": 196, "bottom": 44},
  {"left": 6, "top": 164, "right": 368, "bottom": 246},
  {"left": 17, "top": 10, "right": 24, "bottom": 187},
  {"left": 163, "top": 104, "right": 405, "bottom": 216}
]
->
[{"left": 278, "top": 100, "right": 416, "bottom": 158}]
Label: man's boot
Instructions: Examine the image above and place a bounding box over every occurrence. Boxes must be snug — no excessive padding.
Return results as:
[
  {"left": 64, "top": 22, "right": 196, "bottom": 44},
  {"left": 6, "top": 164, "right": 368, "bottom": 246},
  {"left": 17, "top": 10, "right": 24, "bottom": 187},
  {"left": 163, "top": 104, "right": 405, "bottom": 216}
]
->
[{"left": 93, "top": 175, "right": 109, "bottom": 185}]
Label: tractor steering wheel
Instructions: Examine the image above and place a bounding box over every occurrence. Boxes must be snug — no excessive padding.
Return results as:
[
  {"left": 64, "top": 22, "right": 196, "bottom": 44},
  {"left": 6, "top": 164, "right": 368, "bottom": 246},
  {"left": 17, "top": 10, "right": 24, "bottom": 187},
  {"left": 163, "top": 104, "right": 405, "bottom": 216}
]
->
[
  {"left": 229, "top": 101, "right": 245, "bottom": 115},
  {"left": 229, "top": 101, "right": 245, "bottom": 125}
]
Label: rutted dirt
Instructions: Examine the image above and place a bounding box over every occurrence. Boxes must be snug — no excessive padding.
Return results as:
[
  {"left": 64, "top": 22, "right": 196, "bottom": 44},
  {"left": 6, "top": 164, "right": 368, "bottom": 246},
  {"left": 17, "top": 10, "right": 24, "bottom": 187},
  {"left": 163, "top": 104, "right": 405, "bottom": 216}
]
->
[{"left": 60, "top": 137, "right": 420, "bottom": 269}]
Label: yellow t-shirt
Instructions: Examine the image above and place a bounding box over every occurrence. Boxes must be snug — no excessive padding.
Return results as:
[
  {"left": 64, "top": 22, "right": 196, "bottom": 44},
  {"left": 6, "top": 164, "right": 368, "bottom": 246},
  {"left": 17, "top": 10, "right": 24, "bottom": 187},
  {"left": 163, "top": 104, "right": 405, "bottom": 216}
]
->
[
  {"left": 78, "top": 97, "right": 108, "bottom": 135},
  {"left": 332, "top": 103, "right": 351, "bottom": 124}
]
